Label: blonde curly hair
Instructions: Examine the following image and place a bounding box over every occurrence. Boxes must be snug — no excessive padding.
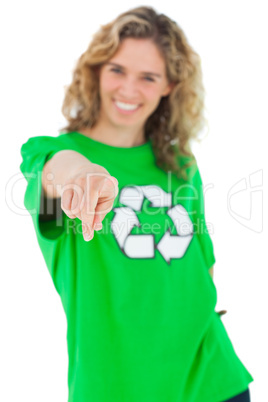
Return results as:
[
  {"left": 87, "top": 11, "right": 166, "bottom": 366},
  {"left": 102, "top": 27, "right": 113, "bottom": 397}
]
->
[{"left": 60, "top": 6, "right": 208, "bottom": 181}]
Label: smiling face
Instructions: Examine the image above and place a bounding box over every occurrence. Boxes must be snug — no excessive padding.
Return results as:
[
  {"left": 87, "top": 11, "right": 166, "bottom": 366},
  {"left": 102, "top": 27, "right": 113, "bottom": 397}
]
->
[{"left": 97, "top": 38, "right": 173, "bottom": 132}]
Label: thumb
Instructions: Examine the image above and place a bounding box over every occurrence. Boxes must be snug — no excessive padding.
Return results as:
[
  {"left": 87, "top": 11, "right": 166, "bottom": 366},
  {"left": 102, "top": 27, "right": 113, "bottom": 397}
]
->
[
  {"left": 216, "top": 310, "right": 228, "bottom": 316},
  {"left": 99, "top": 176, "right": 119, "bottom": 199},
  {"left": 92, "top": 176, "right": 119, "bottom": 229}
]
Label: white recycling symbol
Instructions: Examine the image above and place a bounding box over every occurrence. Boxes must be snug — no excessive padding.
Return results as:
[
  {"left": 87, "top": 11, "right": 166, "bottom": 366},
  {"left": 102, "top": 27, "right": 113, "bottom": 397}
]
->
[{"left": 111, "top": 185, "right": 194, "bottom": 264}]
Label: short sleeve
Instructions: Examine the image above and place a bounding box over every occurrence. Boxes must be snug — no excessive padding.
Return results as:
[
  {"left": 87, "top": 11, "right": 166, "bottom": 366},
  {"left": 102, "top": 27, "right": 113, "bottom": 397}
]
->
[
  {"left": 190, "top": 166, "right": 216, "bottom": 270},
  {"left": 20, "top": 135, "right": 68, "bottom": 239}
]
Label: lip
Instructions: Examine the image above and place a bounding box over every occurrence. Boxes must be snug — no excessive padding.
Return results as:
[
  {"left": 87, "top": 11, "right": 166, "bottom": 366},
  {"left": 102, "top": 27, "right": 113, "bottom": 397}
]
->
[{"left": 113, "top": 99, "right": 141, "bottom": 115}]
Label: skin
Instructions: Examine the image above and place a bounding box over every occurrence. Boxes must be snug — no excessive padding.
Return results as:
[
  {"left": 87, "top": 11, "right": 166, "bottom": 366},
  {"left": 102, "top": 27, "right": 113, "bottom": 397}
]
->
[
  {"left": 209, "top": 266, "right": 214, "bottom": 279},
  {"left": 79, "top": 37, "right": 174, "bottom": 147}
]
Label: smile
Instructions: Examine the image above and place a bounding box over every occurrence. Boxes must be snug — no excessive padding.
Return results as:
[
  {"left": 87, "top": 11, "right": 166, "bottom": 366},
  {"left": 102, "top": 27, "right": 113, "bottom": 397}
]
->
[{"left": 114, "top": 100, "right": 140, "bottom": 112}]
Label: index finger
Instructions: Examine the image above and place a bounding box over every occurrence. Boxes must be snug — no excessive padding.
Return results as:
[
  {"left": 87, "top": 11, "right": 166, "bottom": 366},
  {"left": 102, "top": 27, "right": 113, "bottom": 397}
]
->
[{"left": 80, "top": 189, "right": 99, "bottom": 240}]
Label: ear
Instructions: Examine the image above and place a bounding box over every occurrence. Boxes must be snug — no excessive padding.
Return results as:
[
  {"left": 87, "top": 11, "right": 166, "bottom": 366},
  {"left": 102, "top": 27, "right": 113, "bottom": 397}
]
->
[{"left": 162, "top": 81, "right": 175, "bottom": 97}]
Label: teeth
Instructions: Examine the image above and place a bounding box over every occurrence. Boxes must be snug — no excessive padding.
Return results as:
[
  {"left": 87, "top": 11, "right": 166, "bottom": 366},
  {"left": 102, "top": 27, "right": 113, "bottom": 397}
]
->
[{"left": 115, "top": 101, "right": 139, "bottom": 111}]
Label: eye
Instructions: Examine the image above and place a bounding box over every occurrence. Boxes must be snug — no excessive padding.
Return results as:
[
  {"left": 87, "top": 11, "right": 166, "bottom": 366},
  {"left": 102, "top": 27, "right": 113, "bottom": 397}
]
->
[
  {"left": 110, "top": 67, "right": 123, "bottom": 74},
  {"left": 143, "top": 76, "right": 155, "bottom": 82}
]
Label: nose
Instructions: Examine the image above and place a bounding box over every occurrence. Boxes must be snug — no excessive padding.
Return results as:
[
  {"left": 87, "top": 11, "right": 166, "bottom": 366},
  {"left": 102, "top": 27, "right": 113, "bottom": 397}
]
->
[{"left": 117, "top": 75, "right": 139, "bottom": 100}]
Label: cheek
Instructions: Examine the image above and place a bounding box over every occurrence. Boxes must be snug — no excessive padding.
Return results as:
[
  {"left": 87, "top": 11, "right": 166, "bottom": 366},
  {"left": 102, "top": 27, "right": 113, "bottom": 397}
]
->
[
  {"left": 100, "top": 74, "right": 119, "bottom": 95},
  {"left": 143, "top": 87, "right": 164, "bottom": 106}
]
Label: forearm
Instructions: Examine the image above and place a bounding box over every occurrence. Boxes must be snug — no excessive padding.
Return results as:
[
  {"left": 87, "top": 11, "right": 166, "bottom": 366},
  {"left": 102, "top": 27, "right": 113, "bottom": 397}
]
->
[{"left": 42, "top": 150, "right": 92, "bottom": 198}]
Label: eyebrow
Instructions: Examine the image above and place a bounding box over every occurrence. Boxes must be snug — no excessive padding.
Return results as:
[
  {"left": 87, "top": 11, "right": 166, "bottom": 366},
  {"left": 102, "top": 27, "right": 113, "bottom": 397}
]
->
[{"left": 106, "top": 62, "right": 162, "bottom": 78}]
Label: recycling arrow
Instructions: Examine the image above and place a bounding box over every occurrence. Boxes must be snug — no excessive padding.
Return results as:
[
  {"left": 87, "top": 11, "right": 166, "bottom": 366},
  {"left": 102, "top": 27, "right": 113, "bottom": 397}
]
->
[{"left": 111, "top": 185, "right": 194, "bottom": 263}]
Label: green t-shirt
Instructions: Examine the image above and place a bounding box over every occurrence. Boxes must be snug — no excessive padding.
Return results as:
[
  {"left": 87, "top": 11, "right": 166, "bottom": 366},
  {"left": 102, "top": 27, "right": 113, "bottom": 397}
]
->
[{"left": 20, "top": 131, "right": 253, "bottom": 402}]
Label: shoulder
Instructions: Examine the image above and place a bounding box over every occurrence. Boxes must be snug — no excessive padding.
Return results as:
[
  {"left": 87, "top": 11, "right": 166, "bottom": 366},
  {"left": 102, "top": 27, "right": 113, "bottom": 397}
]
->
[{"left": 175, "top": 150, "right": 198, "bottom": 182}]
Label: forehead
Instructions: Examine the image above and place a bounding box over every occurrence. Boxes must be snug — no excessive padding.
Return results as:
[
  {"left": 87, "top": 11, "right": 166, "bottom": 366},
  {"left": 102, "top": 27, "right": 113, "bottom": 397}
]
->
[{"left": 108, "top": 38, "right": 166, "bottom": 72}]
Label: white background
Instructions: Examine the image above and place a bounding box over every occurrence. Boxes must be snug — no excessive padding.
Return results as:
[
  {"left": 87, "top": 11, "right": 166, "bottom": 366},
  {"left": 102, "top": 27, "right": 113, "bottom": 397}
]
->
[{"left": 1, "top": 0, "right": 267, "bottom": 401}]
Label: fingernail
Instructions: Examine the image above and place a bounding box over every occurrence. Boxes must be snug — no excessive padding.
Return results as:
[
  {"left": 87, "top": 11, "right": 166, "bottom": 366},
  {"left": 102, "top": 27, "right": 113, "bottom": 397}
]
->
[
  {"left": 84, "top": 232, "right": 93, "bottom": 241},
  {"left": 94, "top": 223, "right": 103, "bottom": 231}
]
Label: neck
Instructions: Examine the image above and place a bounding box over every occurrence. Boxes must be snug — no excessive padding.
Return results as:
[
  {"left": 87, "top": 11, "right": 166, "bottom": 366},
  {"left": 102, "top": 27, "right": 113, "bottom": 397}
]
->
[{"left": 79, "top": 120, "right": 147, "bottom": 148}]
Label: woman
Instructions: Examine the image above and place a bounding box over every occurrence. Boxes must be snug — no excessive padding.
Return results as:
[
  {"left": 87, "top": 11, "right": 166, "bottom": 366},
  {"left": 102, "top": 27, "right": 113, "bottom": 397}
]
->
[{"left": 20, "top": 6, "right": 253, "bottom": 402}]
